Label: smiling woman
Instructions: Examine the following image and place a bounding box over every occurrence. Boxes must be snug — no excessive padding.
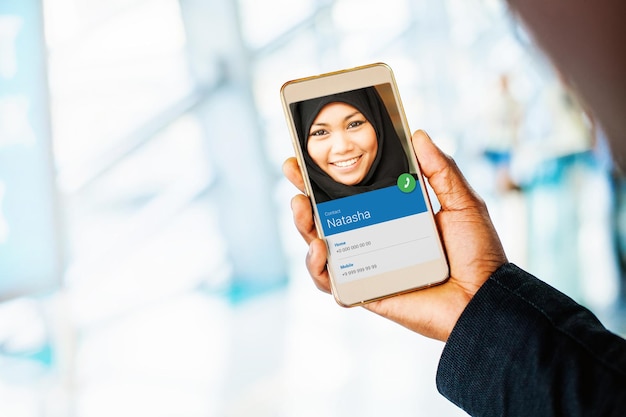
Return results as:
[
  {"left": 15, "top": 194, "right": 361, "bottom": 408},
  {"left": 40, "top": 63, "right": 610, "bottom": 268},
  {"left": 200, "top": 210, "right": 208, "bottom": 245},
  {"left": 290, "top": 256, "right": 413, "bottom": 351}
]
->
[
  {"left": 307, "top": 102, "right": 378, "bottom": 185},
  {"left": 292, "top": 87, "right": 409, "bottom": 203}
]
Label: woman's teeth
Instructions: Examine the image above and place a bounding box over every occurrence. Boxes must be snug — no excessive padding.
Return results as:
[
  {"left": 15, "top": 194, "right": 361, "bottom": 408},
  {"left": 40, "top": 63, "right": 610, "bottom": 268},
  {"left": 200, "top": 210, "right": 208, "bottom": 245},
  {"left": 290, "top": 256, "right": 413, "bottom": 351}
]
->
[{"left": 333, "top": 156, "right": 359, "bottom": 167}]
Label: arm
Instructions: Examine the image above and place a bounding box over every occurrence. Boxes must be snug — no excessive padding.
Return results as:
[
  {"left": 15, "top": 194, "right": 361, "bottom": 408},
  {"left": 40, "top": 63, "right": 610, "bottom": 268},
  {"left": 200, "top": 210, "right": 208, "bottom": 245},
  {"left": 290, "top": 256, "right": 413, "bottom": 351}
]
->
[{"left": 438, "top": 263, "right": 626, "bottom": 417}]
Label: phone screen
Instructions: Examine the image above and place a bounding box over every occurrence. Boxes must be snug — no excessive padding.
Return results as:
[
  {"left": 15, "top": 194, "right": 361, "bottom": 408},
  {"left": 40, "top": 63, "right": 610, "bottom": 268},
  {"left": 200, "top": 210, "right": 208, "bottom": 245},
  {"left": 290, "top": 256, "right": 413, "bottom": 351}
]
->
[
  {"left": 282, "top": 64, "right": 448, "bottom": 305},
  {"left": 317, "top": 173, "right": 441, "bottom": 284}
]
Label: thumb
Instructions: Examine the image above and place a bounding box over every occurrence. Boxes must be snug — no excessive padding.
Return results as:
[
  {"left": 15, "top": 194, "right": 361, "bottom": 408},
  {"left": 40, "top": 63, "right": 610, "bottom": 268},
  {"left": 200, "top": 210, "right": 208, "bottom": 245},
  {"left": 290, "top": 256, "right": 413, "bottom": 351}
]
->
[{"left": 411, "top": 130, "right": 481, "bottom": 211}]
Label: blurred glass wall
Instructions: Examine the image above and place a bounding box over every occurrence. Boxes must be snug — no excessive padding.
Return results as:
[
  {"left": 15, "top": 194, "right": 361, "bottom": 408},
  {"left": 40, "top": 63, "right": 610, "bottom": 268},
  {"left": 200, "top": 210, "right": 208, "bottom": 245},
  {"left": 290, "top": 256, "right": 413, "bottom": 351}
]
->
[
  {"left": 0, "top": 1, "right": 62, "bottom": 301},
  {"left": 0, "top": 0, "right": 623, "bottom": 416}
]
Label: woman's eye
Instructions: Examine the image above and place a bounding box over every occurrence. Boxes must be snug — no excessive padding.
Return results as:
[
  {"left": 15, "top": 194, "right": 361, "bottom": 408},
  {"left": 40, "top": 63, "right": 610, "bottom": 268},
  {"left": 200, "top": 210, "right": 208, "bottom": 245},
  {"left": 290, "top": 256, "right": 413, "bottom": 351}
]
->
[
  {"left": 309, "top": 129, "right": 328, "bottom": 137},
  {"left": 347, "top": 120, "right": 365, "bottom": 129}
]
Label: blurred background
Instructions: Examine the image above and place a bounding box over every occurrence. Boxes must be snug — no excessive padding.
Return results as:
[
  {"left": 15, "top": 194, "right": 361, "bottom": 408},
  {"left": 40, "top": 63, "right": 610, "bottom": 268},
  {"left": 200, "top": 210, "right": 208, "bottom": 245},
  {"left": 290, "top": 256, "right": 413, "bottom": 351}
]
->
[{"left": 0, "top": 0, "right": 624, "bottom": 416}]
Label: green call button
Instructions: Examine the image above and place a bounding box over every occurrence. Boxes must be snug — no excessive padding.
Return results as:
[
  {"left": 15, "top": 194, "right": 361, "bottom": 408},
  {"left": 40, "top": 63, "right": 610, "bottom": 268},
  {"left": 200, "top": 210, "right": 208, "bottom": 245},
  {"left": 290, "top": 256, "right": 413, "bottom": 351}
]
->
[{"left": 397, "top": 173, "right": 416, "bottom": 193}]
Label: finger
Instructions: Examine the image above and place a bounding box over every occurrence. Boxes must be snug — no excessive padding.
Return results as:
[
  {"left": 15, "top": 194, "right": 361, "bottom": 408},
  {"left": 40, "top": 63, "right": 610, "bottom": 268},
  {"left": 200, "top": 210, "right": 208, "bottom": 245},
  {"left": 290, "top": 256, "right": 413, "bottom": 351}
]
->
[
  {"left": 306, "top": 238, "right": 331, "bottom": 293},
  {"left": 291, "top": 194, "right": 318, "bottom": 244},
  {"left": 411, "top": 130, "right": 482, "bottom": 211},
  {"left": 282, "top": 157, "right": 306, "bottom": 193}
]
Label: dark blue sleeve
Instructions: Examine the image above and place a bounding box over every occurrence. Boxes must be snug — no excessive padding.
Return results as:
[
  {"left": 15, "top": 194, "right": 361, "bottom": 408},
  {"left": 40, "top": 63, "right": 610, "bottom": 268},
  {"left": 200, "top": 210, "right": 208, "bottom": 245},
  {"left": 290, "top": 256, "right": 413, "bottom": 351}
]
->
[{"left": 436, "top": 263, "right": 626, "bottom": 417}]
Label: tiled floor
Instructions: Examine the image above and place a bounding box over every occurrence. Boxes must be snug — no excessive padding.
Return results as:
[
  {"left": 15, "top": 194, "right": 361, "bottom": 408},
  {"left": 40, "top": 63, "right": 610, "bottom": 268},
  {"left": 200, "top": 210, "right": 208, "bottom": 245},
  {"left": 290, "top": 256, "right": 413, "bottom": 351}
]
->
[
  {"left": 69, "top": 285, "right": 467, "bottom": 417},
  {"left": 0, "top": 275, "right": 469, "bottom": 417}
]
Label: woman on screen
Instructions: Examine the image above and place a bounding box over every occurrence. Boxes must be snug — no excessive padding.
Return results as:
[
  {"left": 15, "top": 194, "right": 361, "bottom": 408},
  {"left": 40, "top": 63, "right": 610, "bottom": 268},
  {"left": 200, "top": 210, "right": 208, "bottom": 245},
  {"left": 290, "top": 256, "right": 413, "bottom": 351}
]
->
[{"left": 293, "top": 87, "right": 409, "bottom": 203}]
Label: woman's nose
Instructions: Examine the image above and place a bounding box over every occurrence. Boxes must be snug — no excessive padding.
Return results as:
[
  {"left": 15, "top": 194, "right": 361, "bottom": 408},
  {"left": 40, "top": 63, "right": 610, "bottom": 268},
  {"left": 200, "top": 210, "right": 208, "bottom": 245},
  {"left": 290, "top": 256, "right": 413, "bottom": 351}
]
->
[{"left": 332, "top": 132, "right": 353, "bottom": 153}]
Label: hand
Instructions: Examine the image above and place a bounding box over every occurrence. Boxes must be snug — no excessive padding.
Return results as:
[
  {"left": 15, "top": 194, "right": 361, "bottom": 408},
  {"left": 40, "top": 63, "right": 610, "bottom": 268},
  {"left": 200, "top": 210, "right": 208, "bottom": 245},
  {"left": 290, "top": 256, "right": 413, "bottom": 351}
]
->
[{"left": 282, "top": 130, "right": 508, "bottom": 341}]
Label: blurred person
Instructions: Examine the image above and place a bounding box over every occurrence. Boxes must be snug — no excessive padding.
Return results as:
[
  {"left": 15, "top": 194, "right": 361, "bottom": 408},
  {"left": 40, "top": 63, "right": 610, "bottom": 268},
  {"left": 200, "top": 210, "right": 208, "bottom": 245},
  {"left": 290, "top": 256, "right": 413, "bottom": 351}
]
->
[
  {"left": 512, "top": 78, "right": 605, "bottom": 304},
  {"left": 292, "top": 87, "right": 408, "bottom": 202},
  {"left": 481, "top": 72, "right": 523, "bottom": 194},
  {"left": 282, "top": 0, "right": 626, "bottom": 415}
]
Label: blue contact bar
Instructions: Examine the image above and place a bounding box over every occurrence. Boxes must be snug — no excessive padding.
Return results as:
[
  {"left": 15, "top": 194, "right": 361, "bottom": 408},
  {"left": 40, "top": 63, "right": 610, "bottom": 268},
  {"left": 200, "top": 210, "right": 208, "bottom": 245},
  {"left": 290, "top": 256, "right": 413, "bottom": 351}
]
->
[{"left": 317, "top": 183, "right": 428, "bottom": 236}]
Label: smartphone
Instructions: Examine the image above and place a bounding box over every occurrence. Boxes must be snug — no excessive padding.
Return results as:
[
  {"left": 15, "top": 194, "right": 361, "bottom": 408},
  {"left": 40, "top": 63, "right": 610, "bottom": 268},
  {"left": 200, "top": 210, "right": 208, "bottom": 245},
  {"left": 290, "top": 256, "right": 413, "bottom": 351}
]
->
[{"left": 281, "top": 63, "right": 449, "bottom": 307}]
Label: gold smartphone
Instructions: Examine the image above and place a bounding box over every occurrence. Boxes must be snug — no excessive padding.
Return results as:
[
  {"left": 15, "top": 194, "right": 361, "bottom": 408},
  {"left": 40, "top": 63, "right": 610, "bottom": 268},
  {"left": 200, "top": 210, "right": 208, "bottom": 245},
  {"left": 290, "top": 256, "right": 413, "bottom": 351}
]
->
[{"left": 281, "top": 63, "right": 449, "bottom": 307}]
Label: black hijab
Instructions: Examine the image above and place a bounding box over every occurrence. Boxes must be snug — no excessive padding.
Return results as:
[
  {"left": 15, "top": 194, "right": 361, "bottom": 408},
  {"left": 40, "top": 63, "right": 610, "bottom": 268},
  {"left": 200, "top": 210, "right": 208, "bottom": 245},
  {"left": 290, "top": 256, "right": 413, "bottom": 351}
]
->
[{"left": 292, "top": 87, "right": 409, "bottom": 203}]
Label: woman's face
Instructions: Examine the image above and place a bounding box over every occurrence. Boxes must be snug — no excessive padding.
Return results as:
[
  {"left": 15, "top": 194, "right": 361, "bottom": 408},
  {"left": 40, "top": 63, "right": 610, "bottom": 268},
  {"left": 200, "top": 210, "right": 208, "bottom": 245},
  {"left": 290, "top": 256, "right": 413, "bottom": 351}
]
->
[{"left": 306, "top": 102, "right": 378, "bottom": 185}]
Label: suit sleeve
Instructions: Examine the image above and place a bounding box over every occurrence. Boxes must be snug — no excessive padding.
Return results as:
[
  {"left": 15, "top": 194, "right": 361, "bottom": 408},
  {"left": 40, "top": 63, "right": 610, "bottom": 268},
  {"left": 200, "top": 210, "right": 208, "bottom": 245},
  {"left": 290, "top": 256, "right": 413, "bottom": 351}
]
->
[{"left": 436, "top": 263, "right": 626, "bottom": 417}]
